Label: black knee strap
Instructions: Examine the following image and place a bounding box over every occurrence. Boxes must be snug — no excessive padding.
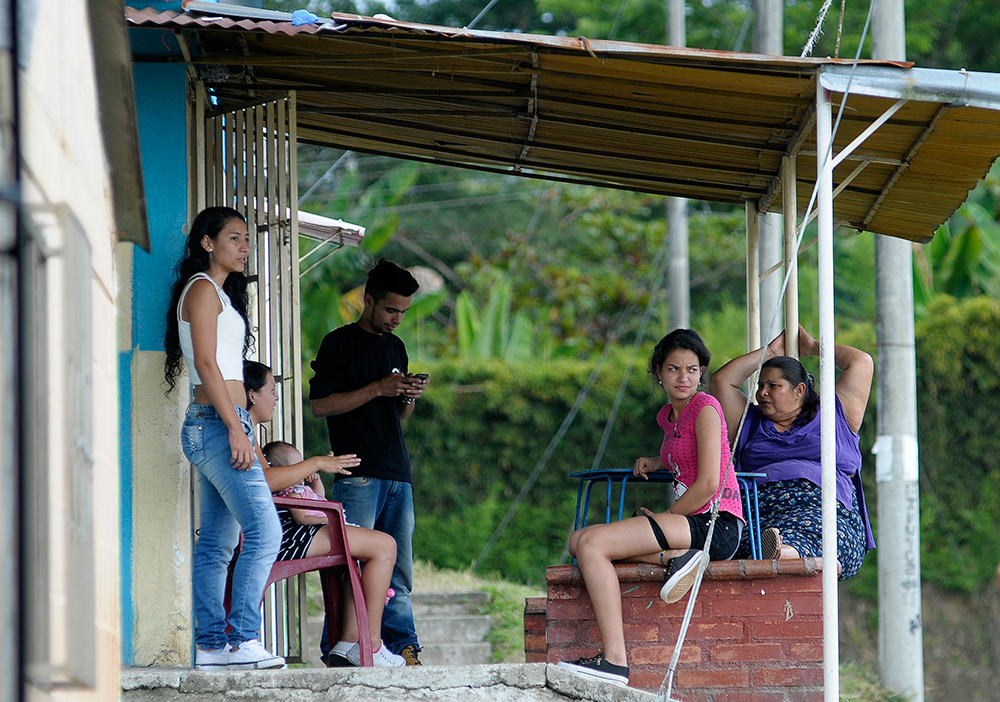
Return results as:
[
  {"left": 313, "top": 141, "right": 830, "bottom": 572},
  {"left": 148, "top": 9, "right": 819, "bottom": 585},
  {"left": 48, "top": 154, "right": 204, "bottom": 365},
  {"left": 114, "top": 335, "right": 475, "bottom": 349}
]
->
[{"left": 644, "top": 514, "right": 670, "bottom": 551}]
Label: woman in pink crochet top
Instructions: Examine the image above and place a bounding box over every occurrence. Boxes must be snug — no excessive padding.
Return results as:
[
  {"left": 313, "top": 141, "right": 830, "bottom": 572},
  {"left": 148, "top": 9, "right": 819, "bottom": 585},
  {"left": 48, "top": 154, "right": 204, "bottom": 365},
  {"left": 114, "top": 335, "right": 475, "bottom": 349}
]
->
[{"left": 557, "top": 329, "right": 744, "bottom": 688}]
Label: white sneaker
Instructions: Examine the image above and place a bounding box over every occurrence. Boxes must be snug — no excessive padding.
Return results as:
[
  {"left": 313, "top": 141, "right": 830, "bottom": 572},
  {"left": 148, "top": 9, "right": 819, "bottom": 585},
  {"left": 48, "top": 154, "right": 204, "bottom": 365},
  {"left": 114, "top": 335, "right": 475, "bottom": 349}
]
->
[
  {"left": 227, "top": 639, "right": 285, "bottom": 670},
  {"left": 194, "top": 644, "right": 230, "bottom": 671},
  {"left": 328, "top": 640, "right": 405, "bottom": 667},
  {"left": 327, "top": 640, "right": 360, "bottom": 667},
  {"left": 373, "top": 642, "right": 405, "bottom": 668}
]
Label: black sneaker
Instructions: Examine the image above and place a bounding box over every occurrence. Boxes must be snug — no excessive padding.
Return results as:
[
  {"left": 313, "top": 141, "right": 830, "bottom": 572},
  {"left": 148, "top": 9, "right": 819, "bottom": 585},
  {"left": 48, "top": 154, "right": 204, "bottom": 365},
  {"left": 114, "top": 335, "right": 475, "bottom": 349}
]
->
[
  {"left": 556, "top": 652, "right": 629, "bottom": 686},
  {"left": 660, "top": 549, "right": 703, "bottom": 604}
]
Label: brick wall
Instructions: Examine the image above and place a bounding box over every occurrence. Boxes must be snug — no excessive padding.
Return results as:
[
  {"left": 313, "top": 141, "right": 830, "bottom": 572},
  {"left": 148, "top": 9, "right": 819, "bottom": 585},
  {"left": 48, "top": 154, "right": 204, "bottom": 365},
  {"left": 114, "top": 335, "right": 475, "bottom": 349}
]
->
[{"left": 524, "top": 559, "right": 825, "bottom": 701}]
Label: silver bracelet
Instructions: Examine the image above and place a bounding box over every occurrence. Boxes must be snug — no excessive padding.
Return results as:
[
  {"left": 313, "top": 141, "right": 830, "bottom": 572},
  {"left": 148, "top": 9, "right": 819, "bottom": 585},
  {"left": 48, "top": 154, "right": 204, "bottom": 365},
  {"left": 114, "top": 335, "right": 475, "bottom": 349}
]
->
[{"left": 401, "top": 397, "right": 415, "bottom": 405}]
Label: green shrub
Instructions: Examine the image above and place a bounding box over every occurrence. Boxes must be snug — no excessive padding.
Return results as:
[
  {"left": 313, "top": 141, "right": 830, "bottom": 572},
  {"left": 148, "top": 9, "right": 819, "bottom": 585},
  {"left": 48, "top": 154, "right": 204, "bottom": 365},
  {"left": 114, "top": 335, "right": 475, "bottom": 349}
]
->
[
  {"left": 406, "top": 350, "right": 673, "bottom": 583},
  {"left": 915, "top": 296, "right": 1000, "bottom": 591}
]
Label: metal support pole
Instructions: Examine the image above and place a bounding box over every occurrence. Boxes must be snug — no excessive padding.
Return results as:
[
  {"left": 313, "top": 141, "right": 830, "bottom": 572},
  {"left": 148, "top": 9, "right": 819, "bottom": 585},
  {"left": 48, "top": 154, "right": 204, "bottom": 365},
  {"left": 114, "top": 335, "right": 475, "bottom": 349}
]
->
[
  {"left": 666, "top": 0, "right": 689, "bottom": 331},
  {"left": 759, "top": 214, "right": 782, "bottom": 339},
  {"left": 667, "top": 197, "right": 689, "bottom": 330},
  {"left": 754, "top": 0, "right": 783, "bottom": 341},
  {"left": 782, "top": 156, "right": 799, "bottom": 357},
  {"left": 746, "top": 201, "right": 760, "bottom": 352},
  {"left": 815, "top": 83, "right": 839, "bottom": 702},
  {"left": 873, "top": 0, "right": 924, "bottom": 698}
]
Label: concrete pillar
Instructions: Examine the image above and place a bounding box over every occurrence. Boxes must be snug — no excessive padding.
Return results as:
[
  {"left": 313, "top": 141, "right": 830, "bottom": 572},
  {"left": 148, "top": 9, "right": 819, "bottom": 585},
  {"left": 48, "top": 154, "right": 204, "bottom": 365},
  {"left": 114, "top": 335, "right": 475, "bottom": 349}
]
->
[
  {"left": 753, "top": 0, "right": 783, "bottom": 338},
  {"left": 872, "top": 1, "right": 925, "bottom": 699}
]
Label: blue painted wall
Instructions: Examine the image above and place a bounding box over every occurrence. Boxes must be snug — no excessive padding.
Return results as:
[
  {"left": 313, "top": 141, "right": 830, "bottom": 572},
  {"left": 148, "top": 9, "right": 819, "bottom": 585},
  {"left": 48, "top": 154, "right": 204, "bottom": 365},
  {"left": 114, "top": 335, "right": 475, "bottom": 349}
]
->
[
  {"left": 117, "top": 350, "right": 135, "bottom": 664},
  {"left": 133, "top": 63, "right": 188, "bottom": 351},
  {"left": 120, "top": 61, "right": 188, "bottom": 664}
]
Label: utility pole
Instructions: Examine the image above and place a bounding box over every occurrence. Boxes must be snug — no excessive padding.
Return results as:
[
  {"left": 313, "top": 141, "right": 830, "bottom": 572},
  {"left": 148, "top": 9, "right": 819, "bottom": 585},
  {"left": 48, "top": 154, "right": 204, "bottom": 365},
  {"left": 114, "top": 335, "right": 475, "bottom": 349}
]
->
[
  {"left": 872, "top": 1, "right": 924, "bottom": 700},
  {"left": 666, "top": 0, "right": 689, "bottom": 331},
  {"left": 753, "top": 0, "right": 783, "bottom": 337}
]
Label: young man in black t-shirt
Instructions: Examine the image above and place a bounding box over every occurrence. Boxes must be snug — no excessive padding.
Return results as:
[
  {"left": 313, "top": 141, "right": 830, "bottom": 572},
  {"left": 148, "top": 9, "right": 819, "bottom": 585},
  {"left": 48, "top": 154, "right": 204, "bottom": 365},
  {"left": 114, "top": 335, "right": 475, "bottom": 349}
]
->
[{"left": 309, "top": 259, "right": 427, "bottom": 666}]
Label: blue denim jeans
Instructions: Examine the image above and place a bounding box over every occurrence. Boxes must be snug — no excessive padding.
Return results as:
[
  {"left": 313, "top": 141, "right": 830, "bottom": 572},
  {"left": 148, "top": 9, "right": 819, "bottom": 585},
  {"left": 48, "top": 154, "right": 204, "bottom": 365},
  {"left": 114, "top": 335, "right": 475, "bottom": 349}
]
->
[
  {"left": 325, "top": 477, "right": 418, "bottom": 655},
  {"left": 182, "top": 404, "right": 281, "bottom": 649}
]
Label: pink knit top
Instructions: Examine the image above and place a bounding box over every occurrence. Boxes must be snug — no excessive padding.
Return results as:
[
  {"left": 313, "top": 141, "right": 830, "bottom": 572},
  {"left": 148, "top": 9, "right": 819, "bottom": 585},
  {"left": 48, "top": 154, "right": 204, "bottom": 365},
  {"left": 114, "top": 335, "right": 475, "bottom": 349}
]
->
[{"left": 657, "top": 391, "right": 744, "bottom": 521}]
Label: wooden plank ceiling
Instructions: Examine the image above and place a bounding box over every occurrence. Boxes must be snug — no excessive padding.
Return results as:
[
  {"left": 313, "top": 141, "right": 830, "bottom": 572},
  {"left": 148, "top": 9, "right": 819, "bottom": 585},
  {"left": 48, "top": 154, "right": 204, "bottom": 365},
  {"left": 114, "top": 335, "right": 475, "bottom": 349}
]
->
[{"left": 126, "top": 7, "right": 1000, "bottom": 243}]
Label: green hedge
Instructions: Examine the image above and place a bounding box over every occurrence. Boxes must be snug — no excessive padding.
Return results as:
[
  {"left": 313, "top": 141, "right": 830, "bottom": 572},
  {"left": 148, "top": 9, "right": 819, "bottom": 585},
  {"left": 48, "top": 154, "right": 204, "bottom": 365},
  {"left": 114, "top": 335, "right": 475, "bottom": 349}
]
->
[
  {"left": 404, "top": 351, "right": 678, "bottom": 584},
  {"left": 914, "top": 296, "right": 1000, "bottom": 591}
]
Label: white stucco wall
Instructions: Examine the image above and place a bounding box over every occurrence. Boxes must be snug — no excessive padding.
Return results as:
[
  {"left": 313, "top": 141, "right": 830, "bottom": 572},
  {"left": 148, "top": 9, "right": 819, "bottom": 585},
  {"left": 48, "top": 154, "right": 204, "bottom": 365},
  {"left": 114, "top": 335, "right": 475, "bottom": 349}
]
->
[
  {"left": 18, "top": 0, "right": 121, "bottom": 700},
  {"left": 131, "top": 351, "right": 193, "bottom": 666}
]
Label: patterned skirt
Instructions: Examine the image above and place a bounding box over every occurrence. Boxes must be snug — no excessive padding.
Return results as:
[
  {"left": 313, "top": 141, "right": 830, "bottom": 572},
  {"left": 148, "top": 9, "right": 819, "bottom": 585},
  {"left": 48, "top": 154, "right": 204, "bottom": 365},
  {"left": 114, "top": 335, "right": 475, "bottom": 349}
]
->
[
  {"left": 276, "top": 507, "right": 322, "bottom": 561},
  {"left": 735, "top": 478, "right": 868, "bottom": 580}
]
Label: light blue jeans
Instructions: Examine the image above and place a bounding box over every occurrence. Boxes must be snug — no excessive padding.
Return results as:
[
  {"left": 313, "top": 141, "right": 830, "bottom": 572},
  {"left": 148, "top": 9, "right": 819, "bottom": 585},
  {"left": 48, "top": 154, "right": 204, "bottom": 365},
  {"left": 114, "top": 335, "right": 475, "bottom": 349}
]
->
[
  {"left": 330, "top": 477, "right": 418, "bottom": 654},
  {"left": 182, "top": 404, "right": 281, "bottom": 649}
]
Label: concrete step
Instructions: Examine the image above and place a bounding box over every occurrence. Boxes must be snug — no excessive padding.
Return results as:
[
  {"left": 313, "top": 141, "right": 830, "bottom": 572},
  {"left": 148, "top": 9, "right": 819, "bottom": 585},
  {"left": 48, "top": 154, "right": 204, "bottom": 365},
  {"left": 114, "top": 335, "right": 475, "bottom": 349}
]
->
[
  {"left": 412, "top": 591, "right": 493, "bottom": 666},
  {"left": 299, "top": 591, "right": 494, "bottom": 667},
  {"left": 417, "top": 642, "right": 492, "bottom": 666},
  {"left": 411, "top": 591, "right": 490, "bottom": 617},
  {"left": 415, "top": 614, "right": 491, "bottom": 644}
]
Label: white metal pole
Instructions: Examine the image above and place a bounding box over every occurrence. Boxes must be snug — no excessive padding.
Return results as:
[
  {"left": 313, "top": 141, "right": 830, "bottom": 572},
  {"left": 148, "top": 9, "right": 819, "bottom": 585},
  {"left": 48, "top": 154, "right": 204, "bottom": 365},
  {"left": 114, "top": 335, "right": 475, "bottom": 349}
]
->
[
  {"left": 746, "top": 201, "right": 760, "bottom": 353},
  {"left": 782, "top": 155, "right": 799, "bottom": 357},
  {"left": 667, "top": 197, "right": 689, "bottom": 330},
  {"left": 666, "top": 0, "right": 689, "bottom": 331},
  {"left": 754, "top": 0, "right": 783, "bottom": 340},
  {"left": 815, "top": 82, "right": 839, "bottom": 702}
]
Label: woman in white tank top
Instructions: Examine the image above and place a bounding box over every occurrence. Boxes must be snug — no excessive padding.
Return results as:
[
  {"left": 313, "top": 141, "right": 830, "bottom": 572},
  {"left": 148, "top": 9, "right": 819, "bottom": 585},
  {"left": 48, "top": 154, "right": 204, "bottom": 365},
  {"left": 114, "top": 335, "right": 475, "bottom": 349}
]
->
[{"left": 163, "top": 207, "right": 283, "bottom": 671}]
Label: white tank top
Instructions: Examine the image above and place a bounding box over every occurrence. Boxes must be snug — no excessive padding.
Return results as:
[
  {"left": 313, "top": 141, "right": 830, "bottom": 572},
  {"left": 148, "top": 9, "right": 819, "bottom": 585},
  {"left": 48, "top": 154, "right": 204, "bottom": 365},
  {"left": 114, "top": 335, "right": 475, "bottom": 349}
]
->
[{"left": 177, "top": 273, "right": 246, "bottom": 385}]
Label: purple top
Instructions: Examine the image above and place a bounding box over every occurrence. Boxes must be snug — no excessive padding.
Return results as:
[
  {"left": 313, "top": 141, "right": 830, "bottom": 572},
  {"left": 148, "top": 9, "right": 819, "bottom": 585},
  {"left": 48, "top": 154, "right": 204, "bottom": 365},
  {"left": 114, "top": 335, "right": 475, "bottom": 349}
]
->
[{"left": 735, "top": 396, "right": 875, "bottom": 550}]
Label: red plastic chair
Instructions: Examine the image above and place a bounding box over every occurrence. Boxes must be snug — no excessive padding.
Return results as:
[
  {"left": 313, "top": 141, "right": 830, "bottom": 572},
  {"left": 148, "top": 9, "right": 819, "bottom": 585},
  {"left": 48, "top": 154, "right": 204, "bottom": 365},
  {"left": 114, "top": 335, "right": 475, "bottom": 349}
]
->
[
  {"left": 268, "top": 496, "right": 373, "bottom": 667},
  {"left": 224, "top": 496, "right": 373, "bottom": 666}
]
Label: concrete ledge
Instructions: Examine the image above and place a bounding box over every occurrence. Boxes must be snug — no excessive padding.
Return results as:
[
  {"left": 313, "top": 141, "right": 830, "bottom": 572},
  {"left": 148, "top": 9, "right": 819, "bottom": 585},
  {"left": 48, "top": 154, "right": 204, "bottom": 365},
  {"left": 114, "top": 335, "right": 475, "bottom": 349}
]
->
[
  {"left": 545, "top": 557, "right": 822, "bottom": 585},
  {"left": 122, "top": 664, "right": 657, "bottom": 702}
]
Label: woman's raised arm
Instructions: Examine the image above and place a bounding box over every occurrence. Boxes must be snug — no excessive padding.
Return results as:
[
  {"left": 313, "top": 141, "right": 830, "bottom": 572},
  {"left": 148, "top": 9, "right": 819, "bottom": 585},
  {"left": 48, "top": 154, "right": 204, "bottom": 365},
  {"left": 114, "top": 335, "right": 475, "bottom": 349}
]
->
[
  {"left": 709, "top": 334, "right": 784, "bottom": 444},
  {"left": 795, "top": 327, "right": 873, "bottom": 433}
]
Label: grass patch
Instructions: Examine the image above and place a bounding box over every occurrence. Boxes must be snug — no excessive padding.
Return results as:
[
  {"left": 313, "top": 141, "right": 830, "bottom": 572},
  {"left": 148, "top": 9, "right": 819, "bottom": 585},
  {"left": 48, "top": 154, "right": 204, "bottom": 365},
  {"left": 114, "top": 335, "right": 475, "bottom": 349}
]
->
[
  {"left": 840, "top": 661, "right": 908, "bottom": 702},
  {"left": 413, "top": 560, "right": 544, "bottom": 663}
]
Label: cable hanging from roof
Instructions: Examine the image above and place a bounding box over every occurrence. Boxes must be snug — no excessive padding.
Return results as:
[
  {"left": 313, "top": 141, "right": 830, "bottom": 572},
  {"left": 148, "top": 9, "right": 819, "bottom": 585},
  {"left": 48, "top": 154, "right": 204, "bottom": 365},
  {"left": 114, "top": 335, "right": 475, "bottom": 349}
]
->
[
  {"left": 471, "top": 228, "right": 675, "bottom": 571},
  {"left": 801, "top": 0, "right": 836, "bottom": 57}
]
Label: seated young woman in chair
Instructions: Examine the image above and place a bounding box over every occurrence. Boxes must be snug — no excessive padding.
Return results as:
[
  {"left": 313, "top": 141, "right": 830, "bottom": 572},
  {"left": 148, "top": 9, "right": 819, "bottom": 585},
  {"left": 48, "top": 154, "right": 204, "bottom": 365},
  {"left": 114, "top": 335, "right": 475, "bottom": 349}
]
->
[{"left": 244, "top": 360, "right": 404, "bottom": 668}]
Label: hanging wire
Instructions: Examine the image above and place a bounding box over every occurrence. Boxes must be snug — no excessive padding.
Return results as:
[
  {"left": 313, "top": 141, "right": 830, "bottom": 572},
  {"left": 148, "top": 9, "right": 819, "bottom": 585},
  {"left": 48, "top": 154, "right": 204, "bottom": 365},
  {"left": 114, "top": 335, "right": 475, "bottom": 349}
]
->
[
  {"left": 588, "top": 232, "right": 673, "bottom": 471},
  {"left": 801, "top": 0, "right": 837, "bottom": 57},
  {"left": 407, "top": 190, "right": 549, "bottom": 472},
  {"left": 298, "top": 151, "right": 350, "bottom": 206},
  {"left": 835, "top": 0, "right": 847, "bottom": 58},
  {"left": 472, "top": 236, "right": 675, "bottom": 570},
  {"left": 467, "top": 0, "right": 502, "bottom": 29}
]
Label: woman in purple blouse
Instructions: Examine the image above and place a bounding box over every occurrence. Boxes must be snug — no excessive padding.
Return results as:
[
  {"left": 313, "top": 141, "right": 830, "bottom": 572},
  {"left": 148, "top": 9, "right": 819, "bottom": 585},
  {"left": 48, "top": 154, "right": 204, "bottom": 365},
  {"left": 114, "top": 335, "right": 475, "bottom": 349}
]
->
[{"left": 710, "top": 326, "right": 876, "bottom": 579}]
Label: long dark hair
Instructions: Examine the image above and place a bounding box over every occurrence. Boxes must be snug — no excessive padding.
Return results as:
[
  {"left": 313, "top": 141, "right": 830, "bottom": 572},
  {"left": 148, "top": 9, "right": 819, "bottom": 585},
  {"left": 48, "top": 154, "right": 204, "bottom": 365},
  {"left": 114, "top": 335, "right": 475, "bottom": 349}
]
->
[
  {"left": 648, "top": 328, "right": 712, "bottom": 384},
  {"left": 761, "top": 356, "right": 820, "bottom": 426},
  {"left": 163, "top": 207, "right": 252, "bottom": 393}
]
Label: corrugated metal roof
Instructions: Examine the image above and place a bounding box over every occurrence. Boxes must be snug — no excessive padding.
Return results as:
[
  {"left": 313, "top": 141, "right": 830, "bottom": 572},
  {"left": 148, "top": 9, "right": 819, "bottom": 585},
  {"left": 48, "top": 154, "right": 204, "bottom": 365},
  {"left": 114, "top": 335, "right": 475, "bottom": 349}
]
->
[{"left": 126, "top": 4, "right": 1000, "bottom": 243}]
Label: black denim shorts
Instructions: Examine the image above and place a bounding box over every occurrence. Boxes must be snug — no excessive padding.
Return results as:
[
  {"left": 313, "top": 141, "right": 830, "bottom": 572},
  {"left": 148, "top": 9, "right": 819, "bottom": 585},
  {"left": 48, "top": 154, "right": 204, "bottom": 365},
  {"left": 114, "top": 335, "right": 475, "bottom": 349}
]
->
[{"left": 687, "top": 511, "right": 742, "bottom": 560}]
